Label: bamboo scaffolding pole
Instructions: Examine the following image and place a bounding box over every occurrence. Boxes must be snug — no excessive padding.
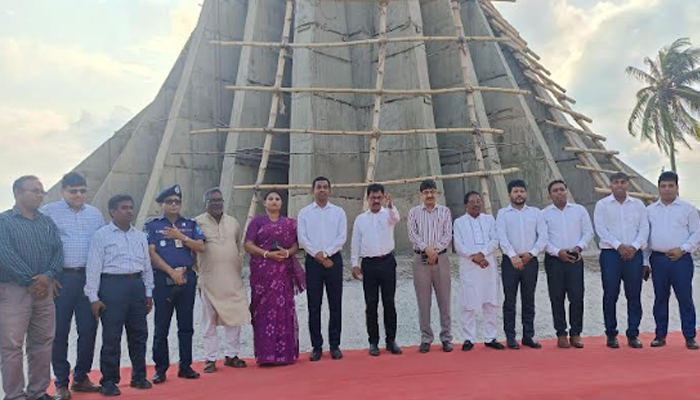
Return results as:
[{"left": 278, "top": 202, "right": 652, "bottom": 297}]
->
[
  {"left": 211, "top": 35, "right": 511, "bottom": 48},
  {"left": 575, "top": 165, "right": 637, "bottom": 178},
  {"left": 478, "top": 0, "right": 541, "bottom": 60},
  {"left": 523, "top": 71, "right": 575, "bottom": 104},
  {"left": 451, "top": 0, "right": 494, "bottom": 213},
  {"left": 501, "top": 41, "right": 551, "bottom": 75},
  {"left": 514, "top": 55, "right": 567, "bottom": 93},
  {"left": 191, "top": 126, "right": 505, "bottom": 136},
  {"left": 243, "top": 0, "right": 294, "bottom": 235},
  {"left": 535, "top": 97, "right": 593, "bottom": 123},
  {"left": 543, "top": 120, "right": 606, "bottom": 141},
  {"left": 234, "top": 167, "right": 521, "bottom": 190},
  {"left": 224, "top": 84, "right": 529, "bottom": 96},
  {"left": 595, "top": 187, "right": 657, "bottom": 201},
  {"left": 563, "top": 146, "right": 619, "bottom": 156},
  {"left": 364, "top": 1, "right": 389, "bottom": 185}
]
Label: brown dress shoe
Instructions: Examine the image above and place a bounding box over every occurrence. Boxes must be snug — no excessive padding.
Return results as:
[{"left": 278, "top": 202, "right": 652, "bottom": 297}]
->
[
  {"left": 224, "top": 356, "right": 247, "bottom": 368},
  {"left": 71, "top": 378, "right": 100, "bottom": 393},
  {"left": 557, "top": 336, "right": 571, "bottom": 349},
  {"left": 54, "top": 386, "right": 71, "bottom": 400},
  {"left": 570, "top": 336, "right": 584, "bottom": 349},
  {"left": 203, "top": 360, "right": 217, "bottom": 373}
]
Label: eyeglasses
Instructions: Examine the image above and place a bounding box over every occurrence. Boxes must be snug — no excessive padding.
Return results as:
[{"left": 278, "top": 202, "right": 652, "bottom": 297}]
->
[
  {"left": 206, "top": 199, "right": 224, "bottom": 204},
  {"left": 67, "top": 189, "right": 88, "bottom": 195},
  {"left": 23, "top": 189, "right": 47, "bottom": 196},
  {"left": 163, "top": 199, "right": 182, "bottom": 206}
]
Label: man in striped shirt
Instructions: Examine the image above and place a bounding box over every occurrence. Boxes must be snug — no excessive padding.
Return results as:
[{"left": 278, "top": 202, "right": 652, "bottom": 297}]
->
[
  {"left": 41, "top": 172, "right": 105, "bottom": 399},
  {"left": 408, "top": 179, "right": 453, "bottom": 353}
]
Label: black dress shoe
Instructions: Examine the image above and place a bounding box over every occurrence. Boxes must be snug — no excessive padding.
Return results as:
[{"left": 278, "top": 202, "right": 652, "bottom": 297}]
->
[
  {"left": 178, "top": 368, "right": 200, "bottom": 379},
  {"left": 99, "top": 383, "right": 121, "bottom": 397},
  {"left": 506, "top": 338, "right": 520, "bottom": 350},
  {"left": 607, "top": 336, "right": 620, "bottom": 349},
  {"left": 310, "top": 348, "right": 322, "bottom": 362},
  {"left": 522, "top": 337, "right": 542, "bottom": 349},
  {"left": 152, "top": 372, "right": 167, "bottom": 384},
  {"left": 386, "top": 342, "right": 403, "bottom": 355},
  {"left": 627, "top": 336, "right": 643, "bottom": 349},
  {"left": 484, "top": 339, "right": 506, "bottom": 350},
  {"left": 686, "top": 338, "right": 699, "bottom": 350},
  {"left": 442, "top": 341, "right": 454, "bottom": 352},
  {"left": 330, "top": 347, "right": 343, "bottom": 360},
  {"left": 419, "top": 343, "right": 431, "bottom": 353},
  {"left": 130, "top": 380, "right": 152, "bottom": 390},
  {"left": 462, "top": 340, "right": 474, "bottom": 351},
  {"left": 369, "top": 343, "right": 380, "bottom": 357},
  {"left": 650, "top": 337, "right": 666, "bottom": 347}
]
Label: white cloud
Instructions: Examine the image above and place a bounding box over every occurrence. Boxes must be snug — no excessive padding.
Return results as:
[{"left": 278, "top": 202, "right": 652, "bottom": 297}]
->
[{"left": 131, "top": 1, "right": 200, "bottom": 55}]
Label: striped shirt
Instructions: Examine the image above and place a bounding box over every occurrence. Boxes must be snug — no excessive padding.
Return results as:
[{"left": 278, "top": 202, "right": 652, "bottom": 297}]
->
[
  {"left": 0, "top": 207, "right": 64, "bottom": 286},
  {"left": 40, "top": 200, "right": 105, "bottom": 268},
  {"left": 407, "top": 204, "right": 453, "bottom": 253},
  {"left": 85, "top": 222, "right": 154, "bottom": 303}
]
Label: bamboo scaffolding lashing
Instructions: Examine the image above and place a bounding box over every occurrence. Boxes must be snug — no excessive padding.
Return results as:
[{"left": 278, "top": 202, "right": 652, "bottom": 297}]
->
[
  {"left": 190, "top": 126, "right": 505, "bottom": 136},
  {"left": 224, "top": 84, "right": 529, "bottom": 96},
  {"left": 233, "top": 168, "right": 521, "bottom": 190},
  {"left": 594, "top": 187, "right": 657, "bottom": 201},
  {"left": 542, "top": 120, "right": 606, "bottom": 141},
  {"left": 211, "top": 35, "right": 512, "bottom": 49},
  {"left": 535, "top": 97, "right": 593, "bottom": 123}
]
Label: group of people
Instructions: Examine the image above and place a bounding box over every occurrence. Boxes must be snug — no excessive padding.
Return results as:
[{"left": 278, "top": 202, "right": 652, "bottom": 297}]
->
[{"left": 0, "top": 169, "right": 697, "bottom": 400}]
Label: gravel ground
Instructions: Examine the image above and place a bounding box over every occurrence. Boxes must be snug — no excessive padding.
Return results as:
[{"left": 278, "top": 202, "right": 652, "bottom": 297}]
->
[{"left": 2, "top": 253, "right": 699, "bottom": 395}]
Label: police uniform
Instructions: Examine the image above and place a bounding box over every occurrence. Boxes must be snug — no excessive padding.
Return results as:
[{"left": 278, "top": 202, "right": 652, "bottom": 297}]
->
[{"left": 145, "top": 185, "right": 205, "bottom": 378}]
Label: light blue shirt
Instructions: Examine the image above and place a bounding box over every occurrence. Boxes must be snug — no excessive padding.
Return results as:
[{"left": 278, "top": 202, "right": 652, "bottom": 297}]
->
[
  {"left": 85, "top": 222, "right": 154, "bottom": 303},
  {"left": 40, "top": 200, "right": 105, "bottom": 269}
]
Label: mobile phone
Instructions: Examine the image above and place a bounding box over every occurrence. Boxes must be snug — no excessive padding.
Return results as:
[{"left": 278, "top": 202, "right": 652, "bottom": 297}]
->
[
  {"left": 421, "top": 253, "right": 429, "bottom": 265},
  {"left": 271, "top": 241, "right": 280, "bottom": 251}
]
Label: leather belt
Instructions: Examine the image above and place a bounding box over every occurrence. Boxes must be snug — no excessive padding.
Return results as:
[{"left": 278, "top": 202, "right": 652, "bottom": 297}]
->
[{"left": 414, "top": 249, "right": 447, "bottom": 255}]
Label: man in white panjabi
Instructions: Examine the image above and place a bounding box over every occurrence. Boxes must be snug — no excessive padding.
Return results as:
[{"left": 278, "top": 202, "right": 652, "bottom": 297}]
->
[
  {"left": 194, "top": 188, "right": 251, "bottom": 373},
  {"left": 453, "top": 191, "right": 505, "bottom": 351}
]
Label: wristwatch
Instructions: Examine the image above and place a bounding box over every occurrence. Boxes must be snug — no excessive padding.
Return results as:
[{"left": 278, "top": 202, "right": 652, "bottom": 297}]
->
[{"left": 323, "top": 251, "right": 329, "bottom": 259}]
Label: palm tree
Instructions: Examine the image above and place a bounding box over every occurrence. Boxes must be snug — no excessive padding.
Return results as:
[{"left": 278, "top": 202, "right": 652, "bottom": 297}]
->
[{"left": 626, "top": 38, "right": 700, "bottom": 172}]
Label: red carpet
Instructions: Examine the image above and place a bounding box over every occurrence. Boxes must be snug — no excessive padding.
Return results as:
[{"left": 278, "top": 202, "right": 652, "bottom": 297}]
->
[{"left": 63, "top": 332, "right": 698, "bottom": 400}]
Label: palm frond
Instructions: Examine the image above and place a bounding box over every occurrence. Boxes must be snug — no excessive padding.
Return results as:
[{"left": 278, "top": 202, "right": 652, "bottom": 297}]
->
[
  {"left": 628, "top": 90, "right": 651, "bottom": 136},
  {"left": 625, "top": 66, "right": 659, "bottom": 86}
]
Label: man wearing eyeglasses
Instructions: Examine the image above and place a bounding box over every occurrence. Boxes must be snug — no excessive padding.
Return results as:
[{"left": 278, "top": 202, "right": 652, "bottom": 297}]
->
[
  {"left": 40, "top": 172, "right": 105, "bottom": 399},
  {"left": 194, "top": 188, "right": 250, "bottom": 373},
  {"left": 144, "top": 184, "right": 205, "bottom": 384},
  {"left": 0, "top": 176, "right": 64, "bottom": 400}
]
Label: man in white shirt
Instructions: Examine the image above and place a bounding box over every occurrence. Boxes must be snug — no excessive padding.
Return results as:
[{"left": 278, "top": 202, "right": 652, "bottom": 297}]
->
[
  {"left": 542, "top": 180, "right": 594, "bottom": 349},
  {"left": 496, "top": 179, "right": 547, "bottom": 350},
  {"left": 454, "top": 191, "right": 505, "bottom": 351},
  {"left": 593, "top": 172, "right": 649, "bottom": 349},
  {"left": 644, "top": 172, "right": 699, "bottom": 350},
  {"left": 351, "top": 183, "right": 402, "bottom": 357},
  {"left": 297, "top": 176, "right": 348, "bottom": 361}
]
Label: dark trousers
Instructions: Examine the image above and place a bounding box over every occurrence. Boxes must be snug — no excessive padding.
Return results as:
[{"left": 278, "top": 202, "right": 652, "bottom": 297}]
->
[
  {"left": 544, "top": 255, "right": 584, "bottom": 337},
  {"left": 99, "top": 275, "right": 148, "bottom": 385},
  {"left": 502, "top": 257, "right": 539, "bottom": 340},
  {"left": 361, "top": 254, "right": 397, "bottom": 345},
  {"left": 152, "top": 269, "right": 197, "bottom": 373},
  {"left": 651, "top": 252, "right": 696, "bottom": 339},
  {"left": 600, "top": 249, "right": 643, "bottom": 338},
  {"left": 52, "top": 269, "right": 98, "bottom": 388},
  {"left": 306, "top": 253, "right": 343, "bottom": 349}
]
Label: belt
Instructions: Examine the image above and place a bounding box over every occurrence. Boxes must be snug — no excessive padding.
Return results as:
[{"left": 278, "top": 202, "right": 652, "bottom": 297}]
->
[
  {"left": 63, "top": 268, "right": 86, "bottom": 274},
  {"left": 364, "top": 252, "right": 394, "bottom": 261},
  {"left": 651, "top": 251, "right": 686, "bottom": 257},
  {"left": 101, "top": 273, "right": 142, "bottom": 279},
  {"left": 414, "top": 249, "right": 447, "bottom": 255}
]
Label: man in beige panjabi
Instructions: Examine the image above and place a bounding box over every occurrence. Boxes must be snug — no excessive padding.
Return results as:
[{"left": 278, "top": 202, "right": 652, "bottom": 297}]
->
[{"left": 195, "top": 188, "right": 251, "bottom": 373}]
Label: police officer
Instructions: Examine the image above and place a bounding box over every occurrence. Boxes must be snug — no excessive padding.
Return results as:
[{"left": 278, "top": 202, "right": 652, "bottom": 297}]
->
[{"left": 145, "top": 184, "right": 205, "bottom": 384}]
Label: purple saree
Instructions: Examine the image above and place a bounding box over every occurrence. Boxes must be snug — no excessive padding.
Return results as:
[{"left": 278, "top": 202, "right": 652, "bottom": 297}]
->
[{"left": 246, "top": 215, "right": 306, "bottom": 365}]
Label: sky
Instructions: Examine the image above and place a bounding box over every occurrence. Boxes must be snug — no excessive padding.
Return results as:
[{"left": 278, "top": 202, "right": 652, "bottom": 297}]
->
[{"left": 0, "top": 0, "right": 698, "bottom": 210}]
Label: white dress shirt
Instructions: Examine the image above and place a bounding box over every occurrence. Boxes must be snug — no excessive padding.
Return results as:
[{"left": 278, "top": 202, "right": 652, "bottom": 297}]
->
[
  {"left": 542, "top": 202, "right": 594, "bottom": 257},
  {"left": 645, "top": 197, "right": 700, "bottom": 257},
  {"left": 350, "top": 206, "right": 400, "bottom": 267},
  {"left": 454, "top": 213, "right": 500, "bottom": 308},
  {"left": 593, "top": 194, "right": 648, "bottom": 250},
  {"left": 85, "top": 222, "right": 155, "bottom": 303},
  {"left": 496, "top": 204, "right": 548, "bottom": 258},
  {"left": 297, "top": 201, "right": 347, "bottom": 257}
]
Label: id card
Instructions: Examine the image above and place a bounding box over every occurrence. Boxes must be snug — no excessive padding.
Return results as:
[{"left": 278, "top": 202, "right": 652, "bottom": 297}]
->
[{"left": 175, "top": 239, "right": 184, "bottom": 248}]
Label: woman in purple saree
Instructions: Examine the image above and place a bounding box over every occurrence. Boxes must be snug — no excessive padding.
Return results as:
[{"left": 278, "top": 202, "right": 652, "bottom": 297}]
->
[{"left": 244, "top": 191, "right": 306, "bottom": 365}]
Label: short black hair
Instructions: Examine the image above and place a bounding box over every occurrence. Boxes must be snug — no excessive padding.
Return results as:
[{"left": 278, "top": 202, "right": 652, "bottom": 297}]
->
[
  {"left": 61, "top": 172, "right": 87, "bottom": 188},
  {"left": 312, "top": 176, "right": 331, "bottom": 190},
  {"left": 12, "top": 175, "right": 39, "bottom": 193},
  {"left": 463, "top": 191, "right": 480, "bottom": 204},
  {"left": 203, "top": 187, "right": 222, "bottom": 203},
  {"left": 507, "top": 179, "right": 527, "bottom": 193},
  {"left": 658, "top": 171, "right": 678, "bottom": 185},
  {"left": 548, "top": 180, "right": 567, "bottom": 193},
  {"left": 366, "top": 183, "right": 385, "bottom": 196},
  {"left": 108, "top": 194, "right": 133, "bottom": 211},
  {"left": 419, "top": 179, "right": 437, "bottom": 192},
  {"left": 263, "top": 190, "right": 284, "bottom": 201},
  {"left": 609, "top": 172, "right": 630, "bottom": 182}
]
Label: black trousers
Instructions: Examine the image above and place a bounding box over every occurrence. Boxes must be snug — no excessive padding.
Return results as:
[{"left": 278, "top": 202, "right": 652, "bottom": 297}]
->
[
  {"left": 361, "top": 254, "right": 397, "bottom": 345},
  {"left": 544, "top": 255, "right": 584, "bottom": 337},
  {"left": 306, "top": 253, "right": 343, "bottom": 349},
  {"left": 502, "top": 256, "right": 539, "bottom": 340},
  {"left": 98, "top": 275, "right": 148, "bottom": 385}
]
